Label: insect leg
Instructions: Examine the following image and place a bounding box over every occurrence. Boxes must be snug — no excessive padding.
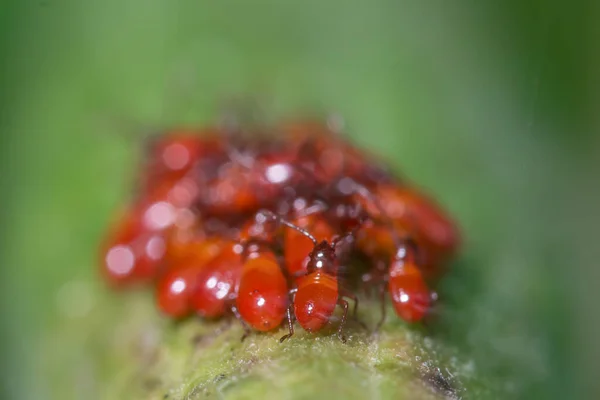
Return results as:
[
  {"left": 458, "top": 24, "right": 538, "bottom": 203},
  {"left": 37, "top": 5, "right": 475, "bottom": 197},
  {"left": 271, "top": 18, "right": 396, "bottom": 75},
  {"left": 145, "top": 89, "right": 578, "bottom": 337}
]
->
[
  {"left": 279, "top": 306, "right": 296, "bottom": 343},
  {"left": 336, "top": 298, "right": 349, "bottom": 343},
  {"left": 374, "top": 282, "right": 388, "bottom": 333},
  {"left": 339, "top": 288, "right": 369, "bottom": 331},
  {"left": 230, "top": 304, "right": 251, "bottom": 342}
]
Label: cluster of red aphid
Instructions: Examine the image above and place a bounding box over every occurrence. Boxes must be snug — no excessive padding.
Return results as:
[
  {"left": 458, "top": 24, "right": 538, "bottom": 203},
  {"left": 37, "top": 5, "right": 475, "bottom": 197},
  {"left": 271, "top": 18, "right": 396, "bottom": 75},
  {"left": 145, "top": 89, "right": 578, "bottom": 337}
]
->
[{"left": 100, "top": 119, "right": 460, "bottom": 342}]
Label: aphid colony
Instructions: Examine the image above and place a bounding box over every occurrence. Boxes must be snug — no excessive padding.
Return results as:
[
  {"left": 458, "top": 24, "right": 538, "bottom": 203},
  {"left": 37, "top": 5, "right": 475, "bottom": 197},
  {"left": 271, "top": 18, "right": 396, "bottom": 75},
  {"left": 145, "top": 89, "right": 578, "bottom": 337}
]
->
[{"left": 100, "top": 120, "right": 460, "bottom": 342}]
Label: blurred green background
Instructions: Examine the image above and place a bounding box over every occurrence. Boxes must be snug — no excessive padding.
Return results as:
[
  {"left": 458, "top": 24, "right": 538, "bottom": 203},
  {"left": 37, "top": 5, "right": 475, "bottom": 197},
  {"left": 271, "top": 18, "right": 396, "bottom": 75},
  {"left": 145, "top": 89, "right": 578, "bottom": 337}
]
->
[{"left": 0, "top": 0, "right": 597, "bottom": 399}]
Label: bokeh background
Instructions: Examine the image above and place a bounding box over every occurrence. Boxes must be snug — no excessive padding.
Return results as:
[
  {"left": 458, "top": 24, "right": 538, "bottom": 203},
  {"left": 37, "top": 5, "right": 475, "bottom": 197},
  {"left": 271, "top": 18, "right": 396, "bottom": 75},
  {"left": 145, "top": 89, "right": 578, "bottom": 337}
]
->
[{"left": 0, "top": 1, "right": 598, "bottom": 399}]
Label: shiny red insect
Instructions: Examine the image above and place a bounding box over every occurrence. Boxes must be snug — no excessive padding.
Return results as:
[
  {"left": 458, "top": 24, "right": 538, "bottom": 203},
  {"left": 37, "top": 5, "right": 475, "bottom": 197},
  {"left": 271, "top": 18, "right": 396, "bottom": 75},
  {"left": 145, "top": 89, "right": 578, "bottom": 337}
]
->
[{"left": 99, "top": 116, "right": 460, "bottom": 342}]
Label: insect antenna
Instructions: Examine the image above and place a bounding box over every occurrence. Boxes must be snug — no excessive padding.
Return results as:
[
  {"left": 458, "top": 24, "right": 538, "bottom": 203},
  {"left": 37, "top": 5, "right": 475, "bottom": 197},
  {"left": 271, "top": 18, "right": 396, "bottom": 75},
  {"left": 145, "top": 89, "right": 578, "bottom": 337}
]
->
[{"left": 257, "top": 209, "right": 318, "bottom": 245}]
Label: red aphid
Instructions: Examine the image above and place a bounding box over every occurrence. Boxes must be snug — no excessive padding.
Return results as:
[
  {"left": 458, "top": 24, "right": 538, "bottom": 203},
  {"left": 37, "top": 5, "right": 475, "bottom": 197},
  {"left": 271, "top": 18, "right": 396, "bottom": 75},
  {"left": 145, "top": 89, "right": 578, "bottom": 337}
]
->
[
  {"left": 388, "top": 245, "right": 431, "bottom": 323},
  {"left": 142, "top": 129, "right": 223, "bottom": 193},
  {"left": 201, "top": 162, "right": 262, "bottom": 215},
  {"left": 101, "top": 176, "right": 203, "bottom": 286},
  {"left": 284, "top": 214, "right": 336, "bottom": 278},
  {"left": 357, "top": 184, "right": 460, "bottom": 277},
  {"left": 100, "top": 206, "right": 167, "bottom": 286},
  {"left": 366, "top": 184, "right": 460, "bottom": 257},
  {"left": 156, "top": 266, "right": 202, "bottom": 318},
  {"left": 191, "top": 241, "right": 244, "bottom": 318},
  {"left": 236, "top": 244, "right": 288, "bottom": 332},
  {"left": 281, "top": 120, "right": 386, "bottom": 186},
  {"left": 291, "top": 238, "right": 355, "bottom": 342},
  {"left": 156, "top": 237, "right": 228, "bottom": 318}
]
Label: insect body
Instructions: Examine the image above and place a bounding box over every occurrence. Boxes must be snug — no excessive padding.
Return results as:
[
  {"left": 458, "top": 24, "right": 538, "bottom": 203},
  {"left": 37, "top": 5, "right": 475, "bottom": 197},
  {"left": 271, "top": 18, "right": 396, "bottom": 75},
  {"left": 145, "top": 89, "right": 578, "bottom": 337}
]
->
[
  {"left": 236, "top": 243, "right": 288, "bottom": 332},
  {"left": 191, "top": 241, "right": 244, "bottom": 318},
  {"left": 291, "top": 240, "right": 351, "bottom": 341},
  {"left": 388, "top": 244, "right": 431, "bottom": 323},
  {"left": 358, "top": 184, "right": 460, "bottom": 277},
  {"left": 156, "top": 237, "right": 227, "bottom": 317},
  {"left": 101, "top": 205, "right": 167, "bottom": 286},
  {"left": 284, "top": 213, "right": 336, "bottom": 278}
]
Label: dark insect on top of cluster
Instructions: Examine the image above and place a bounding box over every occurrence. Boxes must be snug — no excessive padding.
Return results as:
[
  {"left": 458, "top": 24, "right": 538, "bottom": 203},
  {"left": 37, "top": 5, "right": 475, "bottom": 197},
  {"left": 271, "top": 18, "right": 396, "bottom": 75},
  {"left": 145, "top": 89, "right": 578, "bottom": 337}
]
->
[{"left": 100, "top": 117, "right": 460, "bottom": 342}]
